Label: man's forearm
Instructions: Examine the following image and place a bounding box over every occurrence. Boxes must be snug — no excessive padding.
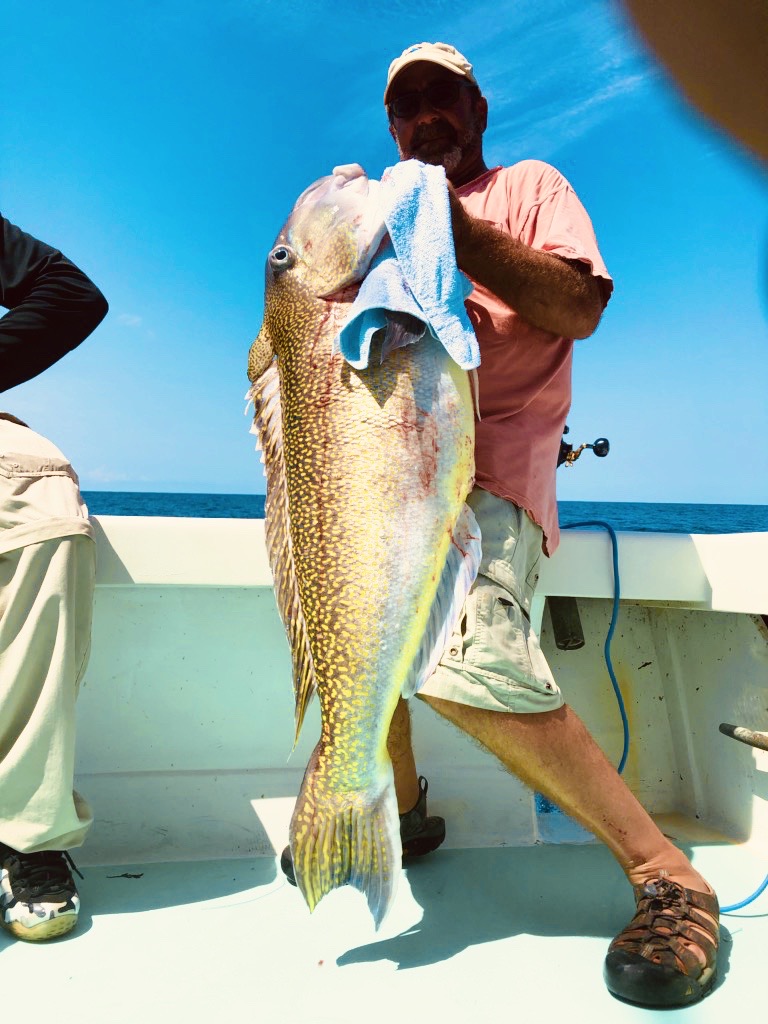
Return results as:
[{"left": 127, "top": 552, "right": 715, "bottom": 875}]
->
[
  {"left": 1, "top": 216, "right": 108, "bottom": 392},
  {"left": 450, "top": 194, "right": 604, "bottom": 340}
]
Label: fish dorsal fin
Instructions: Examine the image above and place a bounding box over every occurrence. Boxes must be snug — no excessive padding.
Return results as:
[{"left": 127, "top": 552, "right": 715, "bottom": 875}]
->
[
  {"left": 248, "top": 360, "right": 317, "bottom": 744},
  {"left": 401, "top": 501, "right": 482, "bottom": 699}
]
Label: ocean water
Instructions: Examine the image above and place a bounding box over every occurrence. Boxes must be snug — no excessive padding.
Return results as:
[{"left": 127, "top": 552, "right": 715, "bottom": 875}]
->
[
  {"left": 83, "top": 491, "right": 266, "bottom": 520},
  {"left": 81, "top": 491, "right": 768, "bottom": 535},
  {"left": 558, "top": 500, "right": 768, "bottom": 534}
]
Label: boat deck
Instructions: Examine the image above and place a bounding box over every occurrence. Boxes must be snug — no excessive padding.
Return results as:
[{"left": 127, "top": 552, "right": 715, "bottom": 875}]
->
[{"left": 2, "top": 841, "right": 766, "bottom": 1022}]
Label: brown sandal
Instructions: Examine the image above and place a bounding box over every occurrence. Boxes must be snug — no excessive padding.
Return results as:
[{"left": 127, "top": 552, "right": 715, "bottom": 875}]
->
[{"left": 603, "top": 876, "right": 719, "bottom": 1007}]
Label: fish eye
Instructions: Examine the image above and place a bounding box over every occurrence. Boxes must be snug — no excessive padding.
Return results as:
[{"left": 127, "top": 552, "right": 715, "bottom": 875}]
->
[{"left": 269, "top": 244, "right": 296, "bottom": 271}]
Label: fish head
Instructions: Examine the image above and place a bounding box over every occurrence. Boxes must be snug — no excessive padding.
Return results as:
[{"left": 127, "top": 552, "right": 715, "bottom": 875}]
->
[
  {"left": 270, "top": 163, "right": 386, "bottom": 298},
  {"left": 248, "top": 165, "right": 386, "bottom": 383}
]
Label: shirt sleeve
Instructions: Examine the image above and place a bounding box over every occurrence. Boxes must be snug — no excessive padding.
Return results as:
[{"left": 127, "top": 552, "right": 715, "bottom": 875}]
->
[
  {"left": 0, "top": 214, "right": 109, "bottom": 392},
  {"left": 514, "top": 161, "right": 614, "bottom": 307}
]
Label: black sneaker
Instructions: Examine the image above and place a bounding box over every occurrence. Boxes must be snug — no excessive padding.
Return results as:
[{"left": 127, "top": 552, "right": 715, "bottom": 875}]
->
[
  {"left": 0, "top": 843, "right": 82, "bottom": 942},
  {"left": 280, "top": 775, "right": 446, "bottom": 886}
]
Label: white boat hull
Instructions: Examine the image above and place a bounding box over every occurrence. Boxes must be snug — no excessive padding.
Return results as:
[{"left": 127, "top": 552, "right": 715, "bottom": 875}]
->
[{"left": 76, "top": 518, "right": 768, "bottom": 866}]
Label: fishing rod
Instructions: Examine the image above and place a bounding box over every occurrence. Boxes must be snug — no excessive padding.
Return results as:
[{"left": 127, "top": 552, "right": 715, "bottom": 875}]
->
[{"left": 557, "top": 424, "right": 610, "bottom": 467}]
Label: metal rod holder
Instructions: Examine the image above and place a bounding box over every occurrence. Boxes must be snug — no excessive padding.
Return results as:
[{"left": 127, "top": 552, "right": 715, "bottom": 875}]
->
[{"left": 719, "top": 723, "right": 768, "bottom": 752}]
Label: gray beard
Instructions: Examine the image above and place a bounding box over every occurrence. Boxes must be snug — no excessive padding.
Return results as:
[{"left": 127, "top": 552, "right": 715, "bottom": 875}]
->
[
  {"left": 437, "top": 144, "right": 463, "bottom": 175},
  {"left": 398, "top": 113, "right": 483, "bottom": 175}
]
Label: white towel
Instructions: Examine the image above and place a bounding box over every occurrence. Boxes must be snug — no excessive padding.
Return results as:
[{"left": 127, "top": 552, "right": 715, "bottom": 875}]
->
[{"left": 337, "top": 160, "right": 480, "bottom": 371}]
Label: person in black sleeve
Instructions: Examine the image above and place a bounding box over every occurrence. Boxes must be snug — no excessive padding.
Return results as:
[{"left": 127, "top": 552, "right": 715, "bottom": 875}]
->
[{"left": 0, "top": 213, "right": 107, "bottom": 941}]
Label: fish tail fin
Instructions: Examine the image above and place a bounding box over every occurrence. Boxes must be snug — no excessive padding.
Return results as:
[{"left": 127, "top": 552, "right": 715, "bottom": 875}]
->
[{"left": 290, "top": 747, "right": 400, "bottom": 928}]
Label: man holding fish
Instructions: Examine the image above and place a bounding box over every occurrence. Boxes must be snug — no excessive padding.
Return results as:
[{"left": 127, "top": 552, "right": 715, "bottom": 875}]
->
[
  {"left": 256, "top": 40, "right": 718, "bottom": 1010},
  {"left": 379, "top": 41, "right": 720, "bottom": 1008}
]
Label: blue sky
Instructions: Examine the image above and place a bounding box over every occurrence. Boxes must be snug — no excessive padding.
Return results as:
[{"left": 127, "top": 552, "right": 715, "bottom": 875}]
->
[{"left": 2, "top": 0, "right": 766, "bottom": 503}]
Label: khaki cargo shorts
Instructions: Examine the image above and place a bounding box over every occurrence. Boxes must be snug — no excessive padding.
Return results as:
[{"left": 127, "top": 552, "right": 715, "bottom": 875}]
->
[{"left": 418, "top": 487, "right": 563, "bottom": 713}]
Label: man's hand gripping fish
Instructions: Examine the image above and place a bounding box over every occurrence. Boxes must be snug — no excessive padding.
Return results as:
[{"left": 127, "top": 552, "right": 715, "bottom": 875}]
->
[{"left": 247, "top": 164, "right": 480, "bottom": 926}]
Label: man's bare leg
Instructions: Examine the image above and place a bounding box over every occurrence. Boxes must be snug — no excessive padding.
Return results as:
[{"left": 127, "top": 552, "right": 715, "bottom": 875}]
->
[
  {"left": 387, "top": 697, "right": 447, "bottom": 857},
  {"left": 419, "top": 695, "right": 712, "bottom": 895},
  {"left": 388, "top": 697, "right": 421, "bottom": 813},
  {"left": 415, "top": 695, "right": 718, "bottom": 979}
]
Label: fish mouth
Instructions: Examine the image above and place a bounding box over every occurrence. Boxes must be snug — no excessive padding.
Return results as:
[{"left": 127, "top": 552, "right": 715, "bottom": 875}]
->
[
  {"left": 319, "top": 233, "right": 390, "bottom": 301},
  {"left": 293, "top": 163, "right": 371, "bottom": 213},
  {"left": 287, "top": 164, "right": 388, "bottom": 295}
]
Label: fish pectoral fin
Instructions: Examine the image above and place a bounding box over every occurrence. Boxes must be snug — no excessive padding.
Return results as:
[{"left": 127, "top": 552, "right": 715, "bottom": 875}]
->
[
  {"left": 402, "top": 500, "right": 482, "bottom": 699},
  {"left": 290, "top": 752, "right": 400, "bottom": 929},
  {"left": 378, "top": 311, "right": 426, "bottom": 363},
  {"left": 247, "top": 325, "right": 275, "bottom": 383}
]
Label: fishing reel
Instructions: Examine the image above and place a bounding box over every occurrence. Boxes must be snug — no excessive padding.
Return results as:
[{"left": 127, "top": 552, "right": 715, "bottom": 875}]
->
[{"left": 557, "top": 426, "right": 610, "bottom": 468}]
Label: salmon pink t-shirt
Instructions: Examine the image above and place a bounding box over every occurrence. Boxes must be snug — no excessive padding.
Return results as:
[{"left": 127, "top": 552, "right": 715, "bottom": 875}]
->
[{"left": 456, "top": 160, "right": 613, "bottom": 555}]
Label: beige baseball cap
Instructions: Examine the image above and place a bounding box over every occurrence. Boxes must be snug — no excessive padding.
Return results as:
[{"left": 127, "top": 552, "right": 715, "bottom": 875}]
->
[{"left": 384, "top": 42, "right": 477, "bottom": 104}]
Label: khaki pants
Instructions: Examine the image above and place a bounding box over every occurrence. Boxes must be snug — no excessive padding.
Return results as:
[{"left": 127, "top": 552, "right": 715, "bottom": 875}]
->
[{"left": 0, "top": 417, "right": 95, "bottom": 853}]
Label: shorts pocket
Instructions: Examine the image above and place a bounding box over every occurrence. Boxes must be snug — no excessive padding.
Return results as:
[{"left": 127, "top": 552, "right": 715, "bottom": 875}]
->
[
  {"left": 439, "top": 575, "right": 558, "bottom": 699},
  {"left": 470, "top": 582, "right": 539, "bottom": 683}
]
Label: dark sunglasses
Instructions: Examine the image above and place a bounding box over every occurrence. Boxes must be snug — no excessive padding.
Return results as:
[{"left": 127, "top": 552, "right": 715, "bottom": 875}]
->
[{"left": 388, "top": 79, "right": 472, "bottom": 120}]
